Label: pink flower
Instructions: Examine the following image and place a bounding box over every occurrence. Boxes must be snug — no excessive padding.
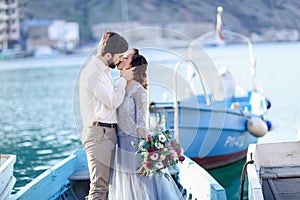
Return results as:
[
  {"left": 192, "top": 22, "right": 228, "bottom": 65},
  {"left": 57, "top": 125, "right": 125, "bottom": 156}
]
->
[
  {"left": 160, "top": 154, "right": 166, "bottom": 160},
  {"left": 145, "top": 161, "right": 153, "bottom": 169},
  {"left": 169, "top": 149, "right": 176, "bottom": 155},
  {"left": 150, "top": 152, "right": 159, "bottom": 161},
  {"left": 176, "top": 148, "right": 181, "bottom": 155}
]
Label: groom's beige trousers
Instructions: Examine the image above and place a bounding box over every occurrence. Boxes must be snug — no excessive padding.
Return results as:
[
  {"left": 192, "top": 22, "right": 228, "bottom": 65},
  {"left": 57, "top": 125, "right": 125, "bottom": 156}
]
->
[{"left": 82, "top": 125, "right": 117, "bottom": 200}]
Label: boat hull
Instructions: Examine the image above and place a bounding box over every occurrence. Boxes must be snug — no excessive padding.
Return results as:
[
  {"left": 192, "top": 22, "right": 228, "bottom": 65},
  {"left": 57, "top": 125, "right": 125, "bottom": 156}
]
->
[
  {"left": 191, "top": 149, "right": 247, "bottom": 169},
  {"left": 180, "top": 104, "right": 259, "bottom": 169},
  {"left": 150, "top": 98, "right": 260, "bottom": 169}
]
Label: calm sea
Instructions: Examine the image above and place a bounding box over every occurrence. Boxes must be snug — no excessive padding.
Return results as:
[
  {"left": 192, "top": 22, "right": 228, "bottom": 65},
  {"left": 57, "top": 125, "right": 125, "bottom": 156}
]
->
[{"left": 1, "top": 42, "right": 299, "bottom": 199}]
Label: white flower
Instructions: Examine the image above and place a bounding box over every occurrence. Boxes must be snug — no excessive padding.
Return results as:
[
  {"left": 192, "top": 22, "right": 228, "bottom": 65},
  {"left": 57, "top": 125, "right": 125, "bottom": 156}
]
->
[
  {"left": 155, "top": 162, "right": 164, "bottom": 169},
  {"left": 158, "top": 134, "right": 166, "bottom": 142},
  {"left": 138, "top": 140, "right": 147, "bottom": 150}
]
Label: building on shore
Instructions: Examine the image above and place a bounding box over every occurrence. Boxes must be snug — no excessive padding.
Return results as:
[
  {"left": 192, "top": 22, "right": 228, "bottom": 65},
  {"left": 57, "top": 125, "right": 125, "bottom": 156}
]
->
[
  {"left": 0, "top": 0, "right": 21, "bottom": 51},
  {"left": 25, "top": 19, "right": 79, "bottom": 53}
]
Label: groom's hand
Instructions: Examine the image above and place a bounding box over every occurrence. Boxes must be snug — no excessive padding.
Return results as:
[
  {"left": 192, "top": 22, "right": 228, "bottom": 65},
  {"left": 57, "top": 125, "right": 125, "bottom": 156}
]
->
[{"left": 121, "top": 67, "right": 135, "bottom": 81}]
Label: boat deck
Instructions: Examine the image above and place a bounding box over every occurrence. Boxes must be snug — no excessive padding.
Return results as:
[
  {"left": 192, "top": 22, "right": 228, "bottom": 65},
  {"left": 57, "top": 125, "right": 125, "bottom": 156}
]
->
[{"left": 260, "top": 166, "right": 300, "bottom": 200}]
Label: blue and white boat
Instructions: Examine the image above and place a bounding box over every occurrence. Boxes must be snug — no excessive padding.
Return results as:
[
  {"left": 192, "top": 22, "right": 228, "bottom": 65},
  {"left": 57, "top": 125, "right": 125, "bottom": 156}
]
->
[
  {"left": 145, "top": 7, "right": 272, "bottom": 169},
  {"left": 10, "top": 149, "right": 226, "bottom": 200}
]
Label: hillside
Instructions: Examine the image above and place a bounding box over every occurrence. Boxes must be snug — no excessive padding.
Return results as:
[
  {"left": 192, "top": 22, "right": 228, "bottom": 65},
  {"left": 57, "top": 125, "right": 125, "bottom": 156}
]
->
[{"left": 25, "top": 0, "right": 300, "bottom": 42}]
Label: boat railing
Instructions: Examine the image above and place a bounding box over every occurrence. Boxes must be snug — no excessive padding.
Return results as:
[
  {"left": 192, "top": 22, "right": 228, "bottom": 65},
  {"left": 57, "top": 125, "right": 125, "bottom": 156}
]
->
[
  {"left": 148, "top": 102, "right": 175, "bottom": 133},
  {"left": 173, "top": 58, "right": 212, "bottom": 141}
]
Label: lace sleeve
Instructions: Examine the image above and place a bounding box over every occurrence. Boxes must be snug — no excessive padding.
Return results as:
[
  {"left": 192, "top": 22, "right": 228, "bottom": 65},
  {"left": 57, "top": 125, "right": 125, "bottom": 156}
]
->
[{"left": 133, "top": 87, "right": 147, "bottom": 137}]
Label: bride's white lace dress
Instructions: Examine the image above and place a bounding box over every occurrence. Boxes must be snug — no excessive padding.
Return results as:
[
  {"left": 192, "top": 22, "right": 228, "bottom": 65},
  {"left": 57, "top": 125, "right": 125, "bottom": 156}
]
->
[{"left": 109, "top": 84, "right": 184, "bottom": 200}]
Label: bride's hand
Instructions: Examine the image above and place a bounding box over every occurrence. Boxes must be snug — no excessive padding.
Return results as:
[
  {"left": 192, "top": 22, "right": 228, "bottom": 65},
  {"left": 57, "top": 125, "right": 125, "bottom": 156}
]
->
[{"left": 121, "top": 67, "right": 135, "bottom": 81}]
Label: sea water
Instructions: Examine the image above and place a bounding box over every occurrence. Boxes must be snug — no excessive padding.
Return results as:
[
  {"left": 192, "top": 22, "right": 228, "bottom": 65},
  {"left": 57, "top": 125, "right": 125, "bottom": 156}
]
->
[{"left": 0, "top": 42, "right": 299, "bottom": 199}]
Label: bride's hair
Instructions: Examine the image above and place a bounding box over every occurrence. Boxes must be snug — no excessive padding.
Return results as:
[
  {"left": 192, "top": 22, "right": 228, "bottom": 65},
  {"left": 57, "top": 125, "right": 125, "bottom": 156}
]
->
[{"left": 131, "top": 48, "right": 148, "bottom": 89}]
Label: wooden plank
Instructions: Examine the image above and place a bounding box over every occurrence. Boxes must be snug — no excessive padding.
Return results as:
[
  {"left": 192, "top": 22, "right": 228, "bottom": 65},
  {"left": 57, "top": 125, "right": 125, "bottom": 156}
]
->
[
  {"left": 261, "top": 166, "right": 300, "bottom": 179},
  {"left": 279, "top": 193, "right": 300, "bottom": 200},
  {"left": 262, "top": 179, "right": 280, "bottom": 200},
  {"left": 256, "top": 141, "right": 300, "bottom": 167},
  {"left": 262, "top": 177, "right": 300, "bottom": 200},
  {"left": 273, "top": 178, "right": 300, "bottom": 195}
]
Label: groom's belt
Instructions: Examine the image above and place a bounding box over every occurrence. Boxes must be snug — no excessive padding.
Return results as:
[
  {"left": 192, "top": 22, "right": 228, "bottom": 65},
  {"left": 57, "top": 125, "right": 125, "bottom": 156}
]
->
[{"left": 93, "top": 121, "right": 117, "bottom": 128}]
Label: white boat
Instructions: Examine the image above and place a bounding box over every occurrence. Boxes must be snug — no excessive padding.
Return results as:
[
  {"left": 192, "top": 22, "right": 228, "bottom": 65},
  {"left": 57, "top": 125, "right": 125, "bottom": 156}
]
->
[
  {"left": 0, "top": 154, "right": 16, "bottom": 200},
  {"left": 11, "top": 149, "right": 226, "bottom": 200},
  {"left": 246, "top": 141, "right": 300, "bottom": 200}
]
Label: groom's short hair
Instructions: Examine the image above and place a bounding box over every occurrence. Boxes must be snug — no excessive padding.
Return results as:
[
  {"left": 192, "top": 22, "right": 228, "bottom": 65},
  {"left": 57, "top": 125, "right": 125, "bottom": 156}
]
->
[{"left": 100, "top": 32, "right": 128, "bottom": 57}]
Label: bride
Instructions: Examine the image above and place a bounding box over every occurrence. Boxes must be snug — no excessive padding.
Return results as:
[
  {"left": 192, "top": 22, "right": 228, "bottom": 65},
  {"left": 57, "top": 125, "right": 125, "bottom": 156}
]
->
[{"left": 109, "top": 48, "right": 184, "bottom": 200}]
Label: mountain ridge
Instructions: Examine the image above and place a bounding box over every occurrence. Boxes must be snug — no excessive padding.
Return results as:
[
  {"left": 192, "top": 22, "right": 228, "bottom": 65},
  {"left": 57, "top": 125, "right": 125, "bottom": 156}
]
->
[{"left": 25, "top": 0, "right": 300, "bottom": 42}]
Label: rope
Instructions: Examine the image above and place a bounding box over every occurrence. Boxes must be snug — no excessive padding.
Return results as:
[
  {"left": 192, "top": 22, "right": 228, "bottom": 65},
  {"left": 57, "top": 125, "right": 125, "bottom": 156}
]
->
[{"left": 240, "top": 153, "right": 254, "bottom": 200}]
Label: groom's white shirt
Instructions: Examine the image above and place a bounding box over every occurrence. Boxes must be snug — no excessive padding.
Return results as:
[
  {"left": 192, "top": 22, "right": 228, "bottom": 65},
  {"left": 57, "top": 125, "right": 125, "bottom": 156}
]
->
[{"left": 79, "top": 55, "right": 127, "bottom": 129}]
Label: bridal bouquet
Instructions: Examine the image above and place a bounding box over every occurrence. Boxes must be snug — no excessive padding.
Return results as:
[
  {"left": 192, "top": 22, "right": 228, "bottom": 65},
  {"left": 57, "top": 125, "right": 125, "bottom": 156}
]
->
[{"left": 132, "top": 130, "right": 185, "bottom": 179}]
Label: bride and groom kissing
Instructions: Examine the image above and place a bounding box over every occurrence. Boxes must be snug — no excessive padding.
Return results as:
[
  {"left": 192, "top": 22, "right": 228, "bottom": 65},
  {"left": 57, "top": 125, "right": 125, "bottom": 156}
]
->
[{"left": 79, "top": 32, "right": 184, "bottom": 200}]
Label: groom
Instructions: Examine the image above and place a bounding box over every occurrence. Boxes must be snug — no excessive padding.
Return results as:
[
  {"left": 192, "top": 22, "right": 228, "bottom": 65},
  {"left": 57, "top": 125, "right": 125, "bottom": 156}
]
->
[{"left": 79, "top": 32, "right": 134, "bottom": 200}]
